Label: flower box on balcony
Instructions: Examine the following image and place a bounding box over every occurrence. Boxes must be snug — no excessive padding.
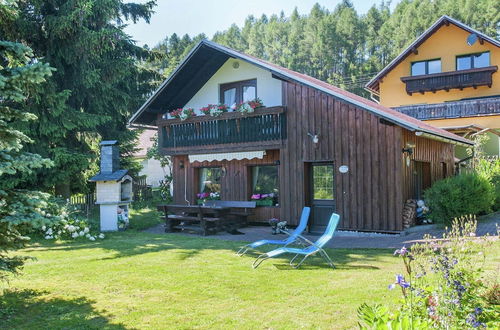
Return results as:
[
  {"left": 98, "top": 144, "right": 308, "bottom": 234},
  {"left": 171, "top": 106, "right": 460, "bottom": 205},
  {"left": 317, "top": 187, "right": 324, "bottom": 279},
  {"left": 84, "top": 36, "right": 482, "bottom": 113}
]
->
[{"left": 255, "top": 200, "right": 274, "bottom": 206}]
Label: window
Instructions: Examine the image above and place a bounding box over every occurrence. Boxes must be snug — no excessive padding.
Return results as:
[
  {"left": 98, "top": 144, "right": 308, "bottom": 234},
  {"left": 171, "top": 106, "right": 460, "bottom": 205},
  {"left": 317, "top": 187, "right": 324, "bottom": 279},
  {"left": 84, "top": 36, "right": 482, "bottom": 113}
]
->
[
  {"left": 411, "top": 59, "right": 441, "bottom": 76},
  {"left": 456, "top": 52, "right": 490, "bottom": 70},
  {"left": 250, "top": 165, "right": 279, "bottom": 206},
  {"left": 198, "top": 167, "right": 222, "bottom": 194},
  {"left": 312, "top": 165, "right": 334, "bottom": 200},
  {"left": 220, "top": 79, "right": 256, "bottom": 108}
]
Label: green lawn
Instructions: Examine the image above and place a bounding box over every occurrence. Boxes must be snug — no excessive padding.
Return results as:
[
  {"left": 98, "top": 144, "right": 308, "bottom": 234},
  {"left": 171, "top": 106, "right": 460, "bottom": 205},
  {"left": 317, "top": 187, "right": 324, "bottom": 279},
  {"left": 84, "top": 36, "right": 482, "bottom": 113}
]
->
[{"left": 1, "top": 213, "right": 498, "bottom": 329}]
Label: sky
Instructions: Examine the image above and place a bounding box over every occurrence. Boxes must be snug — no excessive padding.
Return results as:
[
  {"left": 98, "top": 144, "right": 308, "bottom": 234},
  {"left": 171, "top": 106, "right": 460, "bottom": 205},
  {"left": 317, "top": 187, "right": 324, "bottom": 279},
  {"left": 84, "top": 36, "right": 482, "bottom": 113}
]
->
[{"left": 124, "top": 0, "right": 398, "bottom": 47}]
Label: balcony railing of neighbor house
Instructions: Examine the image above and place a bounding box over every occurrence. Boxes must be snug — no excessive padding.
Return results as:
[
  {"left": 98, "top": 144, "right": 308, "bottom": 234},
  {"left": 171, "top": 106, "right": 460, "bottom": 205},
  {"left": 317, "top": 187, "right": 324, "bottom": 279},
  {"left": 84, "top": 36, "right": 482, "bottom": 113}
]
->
[
  {"left": 394, "top": 96, "right": 500, "bottom": 120},
  {"left": 158, "top": 107, "right": 286, "bottom": 153},
  {"left": 400, "top": 66, "right": 498, "bottom": 95}
]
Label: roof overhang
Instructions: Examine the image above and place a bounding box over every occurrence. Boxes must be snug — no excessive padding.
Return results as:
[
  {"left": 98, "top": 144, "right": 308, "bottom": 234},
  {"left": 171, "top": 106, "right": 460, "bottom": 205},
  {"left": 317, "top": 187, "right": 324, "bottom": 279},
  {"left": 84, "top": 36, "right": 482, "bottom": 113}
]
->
[
  {"left": 365, "top": 15, "right": 500, "bottom": 94},
  {"left": 129, "top": 40, "right": 473, "bottom": 147}
]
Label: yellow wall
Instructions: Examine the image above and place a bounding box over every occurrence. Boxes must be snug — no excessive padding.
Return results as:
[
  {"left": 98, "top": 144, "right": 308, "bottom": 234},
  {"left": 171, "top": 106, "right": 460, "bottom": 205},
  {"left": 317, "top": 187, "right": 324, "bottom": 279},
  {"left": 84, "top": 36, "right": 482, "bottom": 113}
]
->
[
  {"left": 379, "top": 24, "right": 500, "bottom": 107},
  {"left": 425, "top": 115, "right": 500, "bottom": 129}
]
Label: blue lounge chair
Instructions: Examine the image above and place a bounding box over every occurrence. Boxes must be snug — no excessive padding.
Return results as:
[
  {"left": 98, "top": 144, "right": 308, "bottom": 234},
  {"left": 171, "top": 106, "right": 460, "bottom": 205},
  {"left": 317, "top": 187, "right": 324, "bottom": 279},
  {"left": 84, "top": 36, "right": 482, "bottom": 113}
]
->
[
  {"left": 252, "top": 213, "right": 340, "bottom": 269},
  {"left": 236, "top": 207, "right": 311, "bottom": 256}
]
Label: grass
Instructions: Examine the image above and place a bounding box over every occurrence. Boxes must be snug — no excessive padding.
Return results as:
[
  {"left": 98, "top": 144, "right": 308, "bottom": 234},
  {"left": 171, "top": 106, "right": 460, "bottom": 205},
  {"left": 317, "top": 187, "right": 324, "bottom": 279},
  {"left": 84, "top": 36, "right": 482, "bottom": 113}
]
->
[{"left": 1, "top": 210, "right": 498, "bottom": 329}]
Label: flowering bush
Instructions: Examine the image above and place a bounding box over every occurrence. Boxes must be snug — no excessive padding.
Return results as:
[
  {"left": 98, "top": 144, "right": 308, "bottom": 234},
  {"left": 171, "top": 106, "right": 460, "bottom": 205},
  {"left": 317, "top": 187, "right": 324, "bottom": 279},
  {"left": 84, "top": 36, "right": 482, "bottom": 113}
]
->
[
  {"left": 251, "top": 193, "right": 277, "bottom": 206},
  {"left": 251, "top": 193, "right": 274, "bottom": 201},
  {"left": 358, "top": 215, "right": 499, "bottom": 329},
  {"left": 117, "top": 207, "right": 129, "bottom": 230},
  {"left": 200, "top": 104, "right": 228, "bottom": 117},
  {"left": 234, "top": 98, "right": 264, "bottom": 114},
  {"left": 41, "top": 217, "right": 105, "bottom": 241},
  {"left": 170, "top": 108, "right": 196, "bottom": 120},
  {"left": 196, "top": 192, "right": 220, "bottom": 204}
]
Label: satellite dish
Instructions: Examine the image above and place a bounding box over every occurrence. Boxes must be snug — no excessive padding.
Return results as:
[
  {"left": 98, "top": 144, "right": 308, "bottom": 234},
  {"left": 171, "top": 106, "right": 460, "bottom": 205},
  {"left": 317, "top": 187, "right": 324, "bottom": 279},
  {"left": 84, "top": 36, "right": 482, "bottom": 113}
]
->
[{"left": 467, "top": 33, "right": 478, "bottom": 46}]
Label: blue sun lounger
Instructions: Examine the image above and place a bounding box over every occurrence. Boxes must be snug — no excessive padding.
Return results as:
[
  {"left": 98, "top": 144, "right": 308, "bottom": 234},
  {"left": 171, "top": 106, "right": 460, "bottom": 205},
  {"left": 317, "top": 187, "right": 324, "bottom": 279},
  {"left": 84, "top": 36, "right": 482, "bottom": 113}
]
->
[
  {"left": 252, "top": 213, "right": 340, "bottom": 269},
  {"left": 236, "top": 207, "right": 311, "bottom": 256}
]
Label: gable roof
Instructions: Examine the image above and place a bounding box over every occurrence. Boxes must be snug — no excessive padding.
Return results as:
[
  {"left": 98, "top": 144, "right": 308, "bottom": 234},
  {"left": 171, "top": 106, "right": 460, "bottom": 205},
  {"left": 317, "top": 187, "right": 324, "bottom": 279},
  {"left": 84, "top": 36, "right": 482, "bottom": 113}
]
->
[
  {"left": 365, "top": 15, "right": 500, "bottom": 94},
  {"left": 129, "top": 39, "right": 472, "bottom": 146}
]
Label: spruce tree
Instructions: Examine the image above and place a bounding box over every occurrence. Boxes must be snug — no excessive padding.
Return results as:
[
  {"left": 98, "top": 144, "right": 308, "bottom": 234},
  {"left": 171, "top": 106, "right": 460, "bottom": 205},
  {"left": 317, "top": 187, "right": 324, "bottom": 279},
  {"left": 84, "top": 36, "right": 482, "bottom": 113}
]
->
[
  {"left": 0, "top": 0, "right": 159, "bottom": 197},
  {"left": 0, "top": 38, "right": 54, "bottom": 280}
]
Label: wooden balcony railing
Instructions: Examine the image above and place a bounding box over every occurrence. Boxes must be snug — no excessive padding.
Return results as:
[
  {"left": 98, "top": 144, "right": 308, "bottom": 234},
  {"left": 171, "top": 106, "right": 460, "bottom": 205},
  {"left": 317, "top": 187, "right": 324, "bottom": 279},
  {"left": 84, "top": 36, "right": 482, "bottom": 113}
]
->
[
  {"left": 400, "top": 66, "right": 497, "bottom": 95},
  {"left": 393, "top": 96, "right": 500, "bottom": 120},
  {"left": 158, "top": 107, "right": 286, "bottom": 154}
]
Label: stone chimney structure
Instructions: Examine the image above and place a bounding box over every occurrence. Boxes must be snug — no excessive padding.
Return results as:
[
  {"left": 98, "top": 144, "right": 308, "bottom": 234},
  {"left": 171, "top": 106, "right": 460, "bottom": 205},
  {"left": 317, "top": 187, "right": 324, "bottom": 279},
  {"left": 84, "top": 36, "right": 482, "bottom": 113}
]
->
[{"left": 90, "top": 140, "right": 132, "bottom": 231}]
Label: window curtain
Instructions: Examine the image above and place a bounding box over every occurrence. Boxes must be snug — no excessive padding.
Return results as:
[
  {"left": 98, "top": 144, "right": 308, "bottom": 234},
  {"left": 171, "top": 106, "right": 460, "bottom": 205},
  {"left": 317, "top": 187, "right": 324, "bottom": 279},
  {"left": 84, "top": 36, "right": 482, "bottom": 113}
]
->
[
  {"left": 199, "top": 168, "right": 208, "bottom": 193},
  {"left": 224, "top": 88, "right": 236, "bottom": 109},
  {"left": 251, "top": 166, "right": 259, "bottom": 191}
]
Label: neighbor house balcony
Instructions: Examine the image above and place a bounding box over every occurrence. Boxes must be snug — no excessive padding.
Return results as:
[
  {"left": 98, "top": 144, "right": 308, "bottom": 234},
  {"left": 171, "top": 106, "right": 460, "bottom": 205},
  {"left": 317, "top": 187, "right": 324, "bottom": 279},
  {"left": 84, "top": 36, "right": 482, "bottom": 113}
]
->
[
  {"left": 158, "top": 107, "right": 286, "bottom": 155},
  {"left": 400, "top": 66, "right": 498, "bottom": 95},
  {"left": 393, "top": 96, "right": 500, "bottom": 121}
]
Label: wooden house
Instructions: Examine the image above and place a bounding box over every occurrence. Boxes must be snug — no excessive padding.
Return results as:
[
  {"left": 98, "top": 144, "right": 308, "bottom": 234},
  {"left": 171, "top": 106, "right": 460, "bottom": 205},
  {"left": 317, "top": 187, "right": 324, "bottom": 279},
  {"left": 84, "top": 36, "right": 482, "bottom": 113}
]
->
[
  {"left": 366, "top": 16, "right": 499, "bottom": 158},
  {"left": 129, "top": 40, "right": 472, "bottom": 233}
]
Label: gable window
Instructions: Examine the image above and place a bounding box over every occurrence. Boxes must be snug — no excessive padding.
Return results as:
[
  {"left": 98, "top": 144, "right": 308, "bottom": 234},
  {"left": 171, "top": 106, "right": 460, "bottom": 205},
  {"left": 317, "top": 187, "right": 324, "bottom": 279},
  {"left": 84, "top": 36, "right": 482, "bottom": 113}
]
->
[
  {"left": 220, "top": 79, "right": 256, "bottom": 108},
  {"left": 411, "top": 59, "right": 441, "bottom": 76},
  {"left": 456, "top": 52, "right": 490, "bottom": 70}
]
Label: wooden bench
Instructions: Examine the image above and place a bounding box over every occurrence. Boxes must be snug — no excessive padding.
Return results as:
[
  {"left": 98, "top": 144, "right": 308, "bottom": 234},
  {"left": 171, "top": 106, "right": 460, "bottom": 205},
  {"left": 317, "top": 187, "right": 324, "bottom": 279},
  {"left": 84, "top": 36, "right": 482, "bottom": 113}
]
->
[
  {"left": 157, "top": 205, "right": 229, "bottom": 236},
  {"left": 203, "top": 200, "right": 256, "bottom": 228}
]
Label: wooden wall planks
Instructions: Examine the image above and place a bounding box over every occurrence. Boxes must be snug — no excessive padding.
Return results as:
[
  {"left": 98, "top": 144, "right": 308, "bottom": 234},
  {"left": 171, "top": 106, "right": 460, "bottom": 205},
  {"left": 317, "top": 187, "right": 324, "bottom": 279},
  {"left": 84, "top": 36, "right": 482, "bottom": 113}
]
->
[
  {"left": 280, "top": 81, "right": 404, "bottom": 231},
  {"left": 168, "top": 80, "right": 455, "bottom": 232},
  {"left": 401, "top": 130, "right": 455, "bottom": 204},
  {"left": 171, "top": 150, "right": 280, "bottom": 223}
]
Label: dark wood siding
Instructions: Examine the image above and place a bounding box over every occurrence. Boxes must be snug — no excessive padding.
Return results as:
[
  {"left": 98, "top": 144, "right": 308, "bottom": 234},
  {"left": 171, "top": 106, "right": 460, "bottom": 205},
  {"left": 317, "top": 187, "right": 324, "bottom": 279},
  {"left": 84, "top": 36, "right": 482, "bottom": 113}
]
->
[
  {"left": 167, "top": 80, "right": 456, "bottom": 232},
  {"left": 171, "top": 150, "right": 280, "bottom": 222},
  {"left": 401, "top": 130, "right": 455, "bottom": 202},
  {"left": 281, "top": 81, "right": 403, "bottom": 231}
]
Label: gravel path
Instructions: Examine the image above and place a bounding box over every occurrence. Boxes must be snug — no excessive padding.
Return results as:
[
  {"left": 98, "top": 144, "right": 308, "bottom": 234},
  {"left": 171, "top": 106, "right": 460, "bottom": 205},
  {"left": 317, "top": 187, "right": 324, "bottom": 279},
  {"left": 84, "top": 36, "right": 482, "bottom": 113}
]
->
[{"left": 143, "top": 213, "right": 499, "bottom": 249}]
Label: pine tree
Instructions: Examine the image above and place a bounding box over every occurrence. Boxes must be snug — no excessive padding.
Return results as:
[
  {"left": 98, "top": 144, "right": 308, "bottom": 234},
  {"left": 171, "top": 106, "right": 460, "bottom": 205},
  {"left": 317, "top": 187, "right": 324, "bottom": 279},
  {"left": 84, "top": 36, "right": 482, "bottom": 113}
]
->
[
  {"left": 0, "top": 38, "right": 55, "bottom": 280},
  {"left": 0, "top": 0, "right": 159, "bottom": 198}
]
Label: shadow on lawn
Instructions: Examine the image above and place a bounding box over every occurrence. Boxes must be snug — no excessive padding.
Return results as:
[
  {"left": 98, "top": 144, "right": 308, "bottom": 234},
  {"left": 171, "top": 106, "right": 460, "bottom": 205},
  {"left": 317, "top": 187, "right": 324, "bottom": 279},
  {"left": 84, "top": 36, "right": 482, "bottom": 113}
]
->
[
  {"left": 0, "top": 289, "right": 126, "bottom": 329},
  {"left": 24, "top": 232, "right": 391, "bottom": 269}
]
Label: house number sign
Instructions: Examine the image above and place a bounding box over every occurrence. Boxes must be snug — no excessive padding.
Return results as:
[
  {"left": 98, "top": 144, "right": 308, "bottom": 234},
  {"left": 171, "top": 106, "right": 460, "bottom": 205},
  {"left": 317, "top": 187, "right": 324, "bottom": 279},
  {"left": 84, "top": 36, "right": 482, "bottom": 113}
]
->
[{"left": 339, "top": 165, "right": 349, "bottom": 174}]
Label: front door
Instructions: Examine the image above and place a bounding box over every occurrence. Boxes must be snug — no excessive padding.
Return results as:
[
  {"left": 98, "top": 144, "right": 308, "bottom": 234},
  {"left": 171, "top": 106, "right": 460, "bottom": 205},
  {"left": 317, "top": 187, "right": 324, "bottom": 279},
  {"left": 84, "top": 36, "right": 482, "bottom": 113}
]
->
[{"left": 308, "top": 163, "right": 335, "bottom": 233}]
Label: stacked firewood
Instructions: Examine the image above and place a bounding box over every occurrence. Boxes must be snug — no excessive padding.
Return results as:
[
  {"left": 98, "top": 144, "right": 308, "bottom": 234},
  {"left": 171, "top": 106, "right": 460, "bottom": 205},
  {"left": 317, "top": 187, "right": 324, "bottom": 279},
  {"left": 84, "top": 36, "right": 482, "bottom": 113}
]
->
[{"left": 402, "top": 199, "right": 417, "bottom": 229}]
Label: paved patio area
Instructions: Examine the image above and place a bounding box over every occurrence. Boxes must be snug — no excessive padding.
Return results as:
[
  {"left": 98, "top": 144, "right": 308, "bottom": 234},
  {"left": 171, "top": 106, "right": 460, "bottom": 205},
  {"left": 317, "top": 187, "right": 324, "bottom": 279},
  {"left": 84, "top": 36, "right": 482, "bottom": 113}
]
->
[{"left": 144, "top": 213, "right": 499, "bottom": 249}]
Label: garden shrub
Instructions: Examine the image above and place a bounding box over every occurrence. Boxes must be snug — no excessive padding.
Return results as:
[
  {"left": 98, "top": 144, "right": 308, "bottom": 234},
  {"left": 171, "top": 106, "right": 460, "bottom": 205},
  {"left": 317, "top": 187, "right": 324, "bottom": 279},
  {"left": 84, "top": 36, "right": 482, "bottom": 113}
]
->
[
  {"left": 475, "top": 157, "right": 500, "bottom": 211},
  {"left": 358, "top": 215, "right": 499, "bottom": 329},
  {"left": 424, "top": 173, "right": 494, "bottom": 224},
  {"left": 36, "top": 202, "right": 105, "bottom": 241}
]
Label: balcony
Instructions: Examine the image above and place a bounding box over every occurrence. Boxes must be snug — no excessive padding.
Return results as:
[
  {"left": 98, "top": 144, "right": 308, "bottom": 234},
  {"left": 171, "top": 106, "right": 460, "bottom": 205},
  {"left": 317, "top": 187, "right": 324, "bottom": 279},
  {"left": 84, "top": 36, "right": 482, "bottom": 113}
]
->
[
  {"left": 400, "top": 66, "right": 498, "bottom": 95},
  {"left": 394, "top": 96, "right": 500, "bottom": 120},
  {"left": 158, "top": 107, "right": 286, "bottom": 155}
]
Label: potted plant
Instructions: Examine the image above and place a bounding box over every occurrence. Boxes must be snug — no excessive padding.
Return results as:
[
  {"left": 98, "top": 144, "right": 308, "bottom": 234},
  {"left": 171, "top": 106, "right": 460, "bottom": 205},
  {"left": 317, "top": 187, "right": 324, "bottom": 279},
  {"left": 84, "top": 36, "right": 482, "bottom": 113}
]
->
[
  {"left": 196, "top": 191, "right": 221, "bottom": 205},
  {"left": 234, "top": 98, "right": 264, "bottom": 114},
  {"left": 170, "top": 107, "right": 196, "bottom": 120},
  {"left": 251, "top": 193, "right": 275, "bottom": 206},
  {"left": 200, "top": 104, "right": 228, "bottom": 117}
]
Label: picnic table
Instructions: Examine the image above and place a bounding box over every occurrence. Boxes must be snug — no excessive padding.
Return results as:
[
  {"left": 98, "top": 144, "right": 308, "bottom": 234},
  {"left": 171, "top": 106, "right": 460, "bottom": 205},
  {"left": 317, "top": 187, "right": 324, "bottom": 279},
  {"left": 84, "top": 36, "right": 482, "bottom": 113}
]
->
[{"left": 157, "top": 204, "right": 231, "bottom": 236}]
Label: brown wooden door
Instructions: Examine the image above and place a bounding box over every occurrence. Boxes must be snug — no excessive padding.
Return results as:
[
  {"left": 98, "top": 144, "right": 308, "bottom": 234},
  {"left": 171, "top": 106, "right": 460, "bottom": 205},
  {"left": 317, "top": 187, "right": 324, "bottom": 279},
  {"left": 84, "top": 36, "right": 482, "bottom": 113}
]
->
[{"left": 308, "top": 163, "right": 335, "bottom": 233}]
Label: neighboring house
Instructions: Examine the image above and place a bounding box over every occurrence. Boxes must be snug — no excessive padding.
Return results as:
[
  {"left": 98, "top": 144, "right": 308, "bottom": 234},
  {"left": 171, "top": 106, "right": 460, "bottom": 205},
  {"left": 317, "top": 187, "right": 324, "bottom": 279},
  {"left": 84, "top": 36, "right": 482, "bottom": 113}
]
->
[
  {"left": 129, "top": 40, "right": 471, "bottom": 233},
  {"left": 366, "top": 15, "right": 500, "bottom": 159},
  {"left": 134, "top": 129, "right": 169, "bottom": 187}
]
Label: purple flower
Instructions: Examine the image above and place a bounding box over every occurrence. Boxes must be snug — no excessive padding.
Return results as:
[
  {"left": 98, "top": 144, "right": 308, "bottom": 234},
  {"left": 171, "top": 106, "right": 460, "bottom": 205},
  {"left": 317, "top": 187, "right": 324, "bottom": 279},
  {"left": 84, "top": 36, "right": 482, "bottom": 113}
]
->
[
  {"left": 394, "top": 246, "right": 408, "bottom": 256},
  {"left": 251, "top": 194, "right": 261, "bottom": 200},
  {"left": 389, "top": 274, "right": 410, "bottom": 290}
]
